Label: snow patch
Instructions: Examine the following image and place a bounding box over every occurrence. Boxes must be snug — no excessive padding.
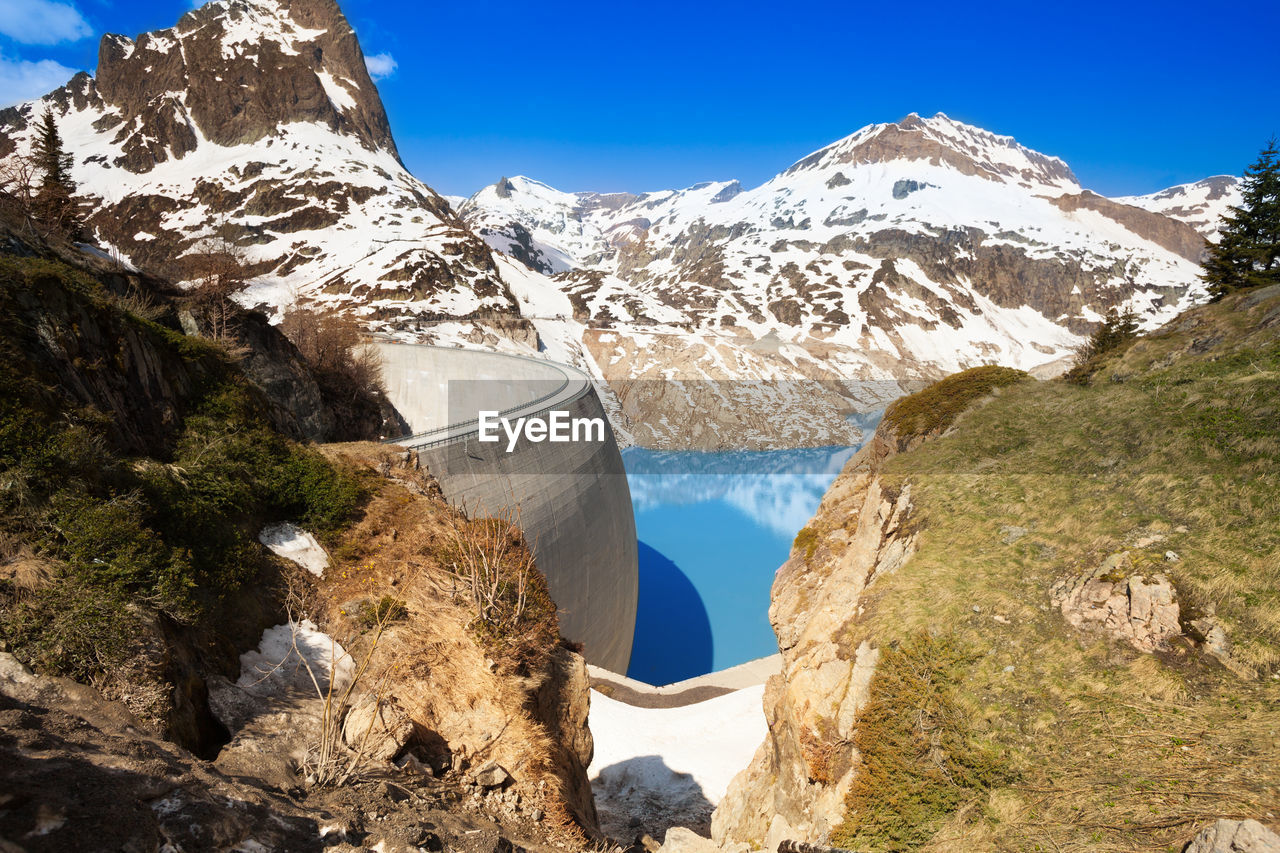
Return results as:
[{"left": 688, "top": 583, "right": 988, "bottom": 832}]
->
[
  {"left": 237, "top": 620, "right": 354, "bottom": 699},
  {"left": 587, "top": 686, "right": 766, "bottom": 832},
  {"left": 259, "top": 522, "right": 329, "bottom": 577},
  {"left": 316, "top": 69, "right": 357, "bottom": 112}
]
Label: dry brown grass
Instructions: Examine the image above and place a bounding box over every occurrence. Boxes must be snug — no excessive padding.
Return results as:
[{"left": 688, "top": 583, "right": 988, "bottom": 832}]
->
[
  {"left": 301, "top": 443, "right": 593, "bottom": 845},
  {"left": 800, "top": 722, "right": 841, "bottom": 786}
]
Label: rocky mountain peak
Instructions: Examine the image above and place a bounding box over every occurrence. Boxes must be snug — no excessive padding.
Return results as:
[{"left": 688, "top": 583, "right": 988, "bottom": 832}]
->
[
  {"left": 785, "top": 111, "right": 1079, "bottom": 190},
  {"left": 4, "top": 0, "right": 398, "bottom": 175},
  {"left": 0, "top": 0, "right": 522, "bottom": 332}
]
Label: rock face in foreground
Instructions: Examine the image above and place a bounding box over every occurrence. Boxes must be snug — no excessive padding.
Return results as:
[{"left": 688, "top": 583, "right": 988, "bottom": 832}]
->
[
  {"left": 712, "top": 426, "right": 917, "bottom": 844},
  {"left": 0, "top": 652, "right": 325, "bottom": 852}
]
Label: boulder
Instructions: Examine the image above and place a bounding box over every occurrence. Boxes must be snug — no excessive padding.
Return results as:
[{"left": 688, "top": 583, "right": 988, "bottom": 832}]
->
[
  {"left": 1184, "top": 819, "right": 1280, "bottom": 853},
  {"left": 473, "top": 761, "right": 512, "bottom": 789},
  {"left": 342, "top": 695, "right": 415, "bottom": 762},
  {"left": 662, "top": 826, "right": 748, "bottom": 853},
  {"left": 1188, "top": 615, "right": 1233, "bottom": 663}
]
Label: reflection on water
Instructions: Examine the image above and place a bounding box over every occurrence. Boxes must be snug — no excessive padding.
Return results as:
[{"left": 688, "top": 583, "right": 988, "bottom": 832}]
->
[
  {"left": 622, "top": 419, "right": 878, "bottom": 685},
  {"left": 626, "top": 446, "right": 859, "bottom": 538}
]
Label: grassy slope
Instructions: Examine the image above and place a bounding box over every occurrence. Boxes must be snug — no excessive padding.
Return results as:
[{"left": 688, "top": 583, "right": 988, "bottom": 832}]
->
[{"left": 840, "top": 285, "right": 1280, "bottom": 851}]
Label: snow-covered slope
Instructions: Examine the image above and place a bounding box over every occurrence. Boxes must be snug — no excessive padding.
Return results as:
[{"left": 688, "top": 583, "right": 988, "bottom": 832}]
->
[{"left": 1116, "top": 175, "right": 1241, "bottom": 242}]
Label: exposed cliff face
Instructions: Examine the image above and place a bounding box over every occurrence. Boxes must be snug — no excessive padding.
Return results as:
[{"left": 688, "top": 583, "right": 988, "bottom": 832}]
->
[
  {"left": 96, "top": 0, "right": 398, "bottom": 160},
  {"left": 1048, "top": 190, "right": 1207, "bottom": 263},
  {"left": 712, "top": 426, "right": 917, "bottom": 844}
]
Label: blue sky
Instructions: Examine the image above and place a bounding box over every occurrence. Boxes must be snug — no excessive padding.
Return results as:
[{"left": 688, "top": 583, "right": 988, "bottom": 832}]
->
[{"left": 2, "top": 0, "right": 1277, "bottom": 198}]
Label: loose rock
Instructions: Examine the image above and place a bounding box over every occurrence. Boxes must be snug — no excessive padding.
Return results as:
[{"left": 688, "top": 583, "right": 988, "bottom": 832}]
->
[
  {"left": 473, "top": 761, "right": 511, "bottom": 789},
  {"left": 1051, "top": 552, "right": 1180, "bottom": 652}
]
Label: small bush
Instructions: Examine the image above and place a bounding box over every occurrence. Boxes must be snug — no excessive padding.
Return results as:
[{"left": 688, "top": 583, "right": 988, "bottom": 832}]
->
[
  {"left": 268, "top": 447, "right": 365, "bottom": 533},
  {"left": 800, "top": 720, "right": 842, "bottom": 785},
  {"left": 443, "top": 513, "right": 559, "bottom": 672},
  {"left": 0, "top": 579, "right": 136, "bottom": 683},
  {"left": 356, "top": 595, "right": 407, "bottom": 629},
  {"left": 883, "top": 366, "right": 1029, "bottom": 444},
  {"left": 831, "top": 631, "right": 1010, "bottom": 852},
  {"left": 279, "top": 304, "right": 387, "bottom": 439},
  {"left": 793, "top": 526, "right": 819, "bottom": 562},
  {"left": 47, "top": 490, "right": 195, "bottom": 613}
]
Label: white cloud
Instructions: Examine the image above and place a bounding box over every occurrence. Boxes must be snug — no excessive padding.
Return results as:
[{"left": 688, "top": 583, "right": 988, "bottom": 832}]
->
[
  {"left": 364, "top": 51, "right": 397, "bottom": 81},
  {"left": 0, "top": 0, "right": 92, "bottom": 45},
  {"left": 0, "top": 54, "right": 76, "bottom": 106}
]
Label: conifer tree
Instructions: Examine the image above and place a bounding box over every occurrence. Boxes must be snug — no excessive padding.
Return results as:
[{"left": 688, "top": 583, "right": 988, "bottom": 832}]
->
[
  {"left": 1202, "top": 138, "right": 1280, "bottom": 299},
  {"left": 1064, "top": 307, "right": 1139, "bottom": 384},
  {"left": 31, "top": 107, "right": 80, "bottom": 236}
]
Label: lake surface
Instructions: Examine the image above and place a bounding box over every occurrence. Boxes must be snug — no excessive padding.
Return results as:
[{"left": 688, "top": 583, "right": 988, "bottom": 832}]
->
[{"left": 622, "top": 434, "right": 875, "bottom": 686}]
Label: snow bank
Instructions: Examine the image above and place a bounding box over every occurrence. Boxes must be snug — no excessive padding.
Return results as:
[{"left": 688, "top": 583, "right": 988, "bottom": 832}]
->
[
  {"left": 237, "top": 619, "right": 354, "bottom": 699},
  {"left": 587, "top": 685, "right": 766, "bottom": 835},
  {"left": 259, "top": 522, "right": 329, "bottom": 577}
]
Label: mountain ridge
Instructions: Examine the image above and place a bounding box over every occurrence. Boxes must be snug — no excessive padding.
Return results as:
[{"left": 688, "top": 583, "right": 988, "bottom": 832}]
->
[{"left": 0, "top": 0, "right": 1246, "bottom": 445}]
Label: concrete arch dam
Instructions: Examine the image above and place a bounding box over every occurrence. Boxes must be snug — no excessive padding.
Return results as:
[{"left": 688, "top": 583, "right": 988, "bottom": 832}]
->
[{"left": 377, "top": 342, "right": 638, "bottom": 673}]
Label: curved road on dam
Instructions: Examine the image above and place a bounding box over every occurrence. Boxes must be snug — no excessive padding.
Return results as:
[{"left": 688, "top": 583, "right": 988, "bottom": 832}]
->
[{"left": 376, "top": 342, "right": 639, "bottom": 674}]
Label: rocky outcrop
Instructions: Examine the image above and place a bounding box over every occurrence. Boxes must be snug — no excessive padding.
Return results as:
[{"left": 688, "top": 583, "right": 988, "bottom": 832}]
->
[
  {"left": 181, "top": 301, "right": 340, "bottom": 441},
  {"left": 712, "top": 427, "right": 918, "bottom": 845},
  {"left": 1051, "top": 551, "right": 1182, "bottom": 652},
  {"left": 1050, "top": 190, "right": 1207, "bottom": 262}
]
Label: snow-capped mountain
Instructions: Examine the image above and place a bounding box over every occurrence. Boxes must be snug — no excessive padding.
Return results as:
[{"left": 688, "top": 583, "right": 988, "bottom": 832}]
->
[
  {"left": 463, "top": 114, "right": 1213, "bottom": 378},
  {"left": 0, "top": 0, "right": 532, "bottom": 328},
  {"left": 1116, "top": 175, "right": 1241, "bottom": 242}
]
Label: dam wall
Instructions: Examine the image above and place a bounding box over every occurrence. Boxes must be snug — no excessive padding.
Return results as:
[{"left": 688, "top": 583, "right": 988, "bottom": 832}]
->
[{"left": 376, "top": 343, "right": 638, "bottom": 673}]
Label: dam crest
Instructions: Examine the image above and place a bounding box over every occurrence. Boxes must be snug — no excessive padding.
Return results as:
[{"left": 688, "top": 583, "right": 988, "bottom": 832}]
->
[{"left": 377, "top": 343, "right": 639, "bottom": 673}]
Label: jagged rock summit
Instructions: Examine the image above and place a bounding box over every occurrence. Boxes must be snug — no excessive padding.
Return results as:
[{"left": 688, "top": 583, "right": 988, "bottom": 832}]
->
[
  {"left": 92, "top": 0, "right": 398, "bottom": 167},
  {"left": 783, "top": 111, "right": 1080, "bottom": 189}
]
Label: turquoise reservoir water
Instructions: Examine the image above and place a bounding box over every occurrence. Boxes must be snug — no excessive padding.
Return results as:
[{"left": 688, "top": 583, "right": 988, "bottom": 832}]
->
[{"left": 622, "top": 440, "right": 870, "bottom": 685}]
